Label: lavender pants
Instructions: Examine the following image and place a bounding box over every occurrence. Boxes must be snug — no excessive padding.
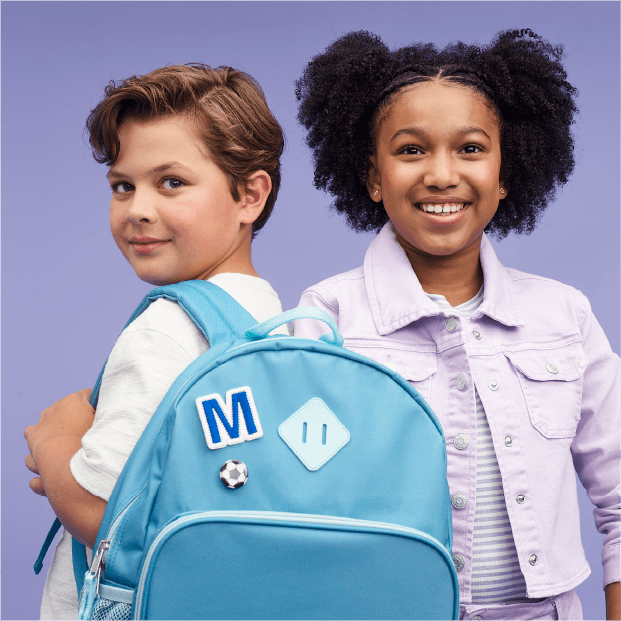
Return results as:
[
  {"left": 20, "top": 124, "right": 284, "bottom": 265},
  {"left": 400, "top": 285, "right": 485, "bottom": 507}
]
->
[{"left": 460, "top": 590, "right": 583, "bottom": 620}]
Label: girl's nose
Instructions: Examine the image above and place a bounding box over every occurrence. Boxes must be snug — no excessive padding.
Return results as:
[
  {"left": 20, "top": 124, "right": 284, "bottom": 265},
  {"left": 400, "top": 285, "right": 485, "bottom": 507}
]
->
[
  {"left": 423, "top": 152, "right": 460, "bottom": 190},
  {"left": 125, "top": 197, "right": 157, "bottom": 225}
]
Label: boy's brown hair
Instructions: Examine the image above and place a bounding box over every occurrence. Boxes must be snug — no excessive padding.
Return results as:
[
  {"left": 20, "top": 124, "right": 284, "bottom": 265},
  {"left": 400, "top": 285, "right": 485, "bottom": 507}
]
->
[{"left": 87, "top": 63, "right": 284, "bottom": 236}]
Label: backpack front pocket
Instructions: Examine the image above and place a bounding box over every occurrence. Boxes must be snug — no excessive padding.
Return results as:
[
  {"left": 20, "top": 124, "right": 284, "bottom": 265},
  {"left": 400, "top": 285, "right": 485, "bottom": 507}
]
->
[{"left": 134, "top": 511, "right": 458, "bottom": 620}]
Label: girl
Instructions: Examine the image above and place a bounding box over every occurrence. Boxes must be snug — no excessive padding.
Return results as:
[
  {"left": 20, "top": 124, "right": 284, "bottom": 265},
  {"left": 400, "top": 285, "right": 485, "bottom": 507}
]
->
[
  {"left": 293, "top": 30, "right": 620, "bottom": 620},
  {"left": 24, "top": 63, "right": 288, "bottom": 619}
]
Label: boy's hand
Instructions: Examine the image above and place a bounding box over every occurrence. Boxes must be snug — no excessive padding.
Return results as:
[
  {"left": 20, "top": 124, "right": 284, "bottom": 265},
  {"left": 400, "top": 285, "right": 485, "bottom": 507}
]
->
[
  {"left": 25, "top": 454, "right": 45, "bottom": 495},
  {"left": 24, "top": 388, "right": 105, "bottom": 548},
  {"left": 25, "top": 388, "right": 95, "bottom": 496}
]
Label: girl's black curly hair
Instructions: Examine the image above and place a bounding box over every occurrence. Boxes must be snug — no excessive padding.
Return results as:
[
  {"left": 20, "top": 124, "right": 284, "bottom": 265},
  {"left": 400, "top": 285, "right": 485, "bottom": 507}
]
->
[{"left": 295, "top": 29, "right": 578, "bottom": 238}]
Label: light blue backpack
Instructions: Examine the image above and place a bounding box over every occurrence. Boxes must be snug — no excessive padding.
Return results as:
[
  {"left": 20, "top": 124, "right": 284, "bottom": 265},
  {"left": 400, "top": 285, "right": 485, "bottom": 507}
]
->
[{"left": 44, "top": 280, "right": 458, "bottom": 619}]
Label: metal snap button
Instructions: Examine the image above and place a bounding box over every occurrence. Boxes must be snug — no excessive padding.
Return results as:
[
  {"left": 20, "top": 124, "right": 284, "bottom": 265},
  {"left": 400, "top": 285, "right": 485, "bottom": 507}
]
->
[
  {"left": 445, "top": 316, "right": 458, "bottom": 332},
  {"left": 472, "top": 617, "right": 483, "bottom": 621},
  {"left": 472, "top": 331, "right": 482, "bottom": 340},
  {"left": 516, "top": 494, "right": 525, "bottom": 504},
  {"left": 488, "top": 380, "right": 499, "bottom": 391},
  {"left": 545, "top": 363, "right": 559, "bottom": 374},
  {"left": 504, "top": 436, "right": 513, "bottom": 447},
  {"left": 451, "top": 494, "right": 468, "bottom": 510},
  {"left": 454, "top": 433, "right": 469, "bottom": 450},
  {"left": 456, "top": 373, "right": 467, "bottom": 390},
  {"left": 529, "top": 554, "right": 538, "bottom": 566},
  {"left": 220, "top": 460, "right": 248, "bottom": 489},
  {"left": 452, "top": 553, "right": 465, "bottom": 572}
]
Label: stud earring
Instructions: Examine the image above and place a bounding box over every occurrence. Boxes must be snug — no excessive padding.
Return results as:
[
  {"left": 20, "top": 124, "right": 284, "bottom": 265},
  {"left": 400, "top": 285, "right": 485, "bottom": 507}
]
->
[
  {"left": 373, "top": 190, "right": 379, "bottom": 197},
  {"left": 500, "top": 188, "right": 505, "bottom": 194}
]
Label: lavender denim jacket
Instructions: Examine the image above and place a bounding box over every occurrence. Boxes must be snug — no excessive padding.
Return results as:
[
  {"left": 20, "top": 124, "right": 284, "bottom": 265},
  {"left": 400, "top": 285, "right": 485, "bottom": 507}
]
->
[{"left": 294, "top": 223, "right": 620, "bottom": 603}]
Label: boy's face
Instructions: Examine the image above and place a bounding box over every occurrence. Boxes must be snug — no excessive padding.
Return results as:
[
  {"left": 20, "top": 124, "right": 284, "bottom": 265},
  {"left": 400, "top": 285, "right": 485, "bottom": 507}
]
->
[{"left": 108, "top": 115, "right": 250, "bottom": 285}]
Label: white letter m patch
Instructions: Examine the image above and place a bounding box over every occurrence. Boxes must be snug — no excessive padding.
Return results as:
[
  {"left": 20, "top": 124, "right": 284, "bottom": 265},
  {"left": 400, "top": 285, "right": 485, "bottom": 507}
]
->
[{"left": 196, "top": 386, "right": 263, "bottom": 450}]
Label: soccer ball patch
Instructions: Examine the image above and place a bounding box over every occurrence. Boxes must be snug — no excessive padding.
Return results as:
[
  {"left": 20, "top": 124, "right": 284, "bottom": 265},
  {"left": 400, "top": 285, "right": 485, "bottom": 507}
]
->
[{"left": 219, "top": 460, "right": 248, "bottom": 489}]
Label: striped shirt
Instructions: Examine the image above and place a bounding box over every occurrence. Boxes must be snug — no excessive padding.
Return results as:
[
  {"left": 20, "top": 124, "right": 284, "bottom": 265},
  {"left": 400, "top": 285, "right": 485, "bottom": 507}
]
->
[{"left": 428, "top": 287, "right": 529, "bottom": 603}]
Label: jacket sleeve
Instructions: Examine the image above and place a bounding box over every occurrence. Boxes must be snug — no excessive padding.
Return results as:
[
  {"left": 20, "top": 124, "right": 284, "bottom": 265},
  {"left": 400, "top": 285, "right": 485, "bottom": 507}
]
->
[
  {"left": 571, "top": 298, "right": 620, "bottom": 588},
  {"left": 294, "top": 286, "right": 340, "bottom": 341}
]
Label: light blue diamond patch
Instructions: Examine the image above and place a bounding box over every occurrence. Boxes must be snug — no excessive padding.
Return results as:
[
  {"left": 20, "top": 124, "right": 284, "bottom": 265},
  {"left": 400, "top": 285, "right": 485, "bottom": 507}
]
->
[{"left": 278, "top": 398, "right": 350, "bottom": 471}]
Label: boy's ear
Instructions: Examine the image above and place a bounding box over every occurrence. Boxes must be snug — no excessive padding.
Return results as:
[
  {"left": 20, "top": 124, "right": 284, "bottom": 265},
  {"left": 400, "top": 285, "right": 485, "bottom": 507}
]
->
[
  {"left": 367, "top": 155, "right": 382, "bottom": 202},
  {"left": 239, "top": 170, "right": 272, "bottom": 224}
]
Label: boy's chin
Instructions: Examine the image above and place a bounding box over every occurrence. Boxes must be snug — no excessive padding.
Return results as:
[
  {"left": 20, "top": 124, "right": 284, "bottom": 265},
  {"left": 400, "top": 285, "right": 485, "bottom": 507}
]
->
[{"left": 136, "top": 271, "right": 182, "bottom": 287}]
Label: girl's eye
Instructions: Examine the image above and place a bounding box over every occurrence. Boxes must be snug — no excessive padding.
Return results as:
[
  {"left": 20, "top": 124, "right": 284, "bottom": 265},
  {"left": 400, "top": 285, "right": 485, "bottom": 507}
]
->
[
  {"left": 400, "top": 145, "right": 423, "bottom": 156},
  {"left": 162, "top": 178, "right": 184, "bottom": 190},
  {"left": 462, "top": 145, "right": 482, "bottom": 154},
  {"left": 111, "top": 182, "right": 134, "bottom": 194}
]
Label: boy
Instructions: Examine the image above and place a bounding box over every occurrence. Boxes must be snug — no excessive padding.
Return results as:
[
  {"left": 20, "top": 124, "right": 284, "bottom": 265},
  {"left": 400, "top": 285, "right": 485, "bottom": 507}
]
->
[{"left": 25, "top": 63, "right": 287, "bottom": 619}]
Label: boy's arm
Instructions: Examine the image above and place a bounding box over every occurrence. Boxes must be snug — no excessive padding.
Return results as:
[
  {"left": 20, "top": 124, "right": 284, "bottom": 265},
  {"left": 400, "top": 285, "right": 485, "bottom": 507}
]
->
[{"left": 25, "top": 389, "right": 106, "bottom": 549}]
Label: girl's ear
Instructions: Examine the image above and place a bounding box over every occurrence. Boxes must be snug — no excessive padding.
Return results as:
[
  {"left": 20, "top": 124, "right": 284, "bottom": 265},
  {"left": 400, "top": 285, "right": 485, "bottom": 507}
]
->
[
  {"left": 239, "top": 171, "right": 272, "bottom": 225},
  {"left": 367, "top": 155, "right": 382, "bottom": 202},
  {"left": 499, "top": 168, "right": 509, "bottom": 200}
]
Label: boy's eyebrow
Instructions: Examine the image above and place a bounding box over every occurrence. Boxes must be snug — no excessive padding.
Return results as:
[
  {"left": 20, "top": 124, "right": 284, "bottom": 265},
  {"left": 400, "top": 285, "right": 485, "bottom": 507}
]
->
[
  {"left": 390, "top": 126, "right": 491, "bottom": 142},
  {"left": 106, "top": 162, "right": 191, "bottom": 180}
]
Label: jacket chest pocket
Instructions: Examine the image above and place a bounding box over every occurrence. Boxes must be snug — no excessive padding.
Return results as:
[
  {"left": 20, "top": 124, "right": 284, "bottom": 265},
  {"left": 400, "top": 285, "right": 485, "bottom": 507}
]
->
[
  {"left": 504, "top": 343, "right": 587, "bottom": 439},
  {"left": 348, "top": 347, "right": 437, "bottom": 404}
]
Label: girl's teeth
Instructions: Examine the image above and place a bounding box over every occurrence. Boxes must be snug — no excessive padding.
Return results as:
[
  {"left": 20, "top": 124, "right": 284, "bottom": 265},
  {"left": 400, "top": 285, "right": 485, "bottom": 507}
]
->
[{"left": 420, "top": 202, "right": 465, "bottom": 214}]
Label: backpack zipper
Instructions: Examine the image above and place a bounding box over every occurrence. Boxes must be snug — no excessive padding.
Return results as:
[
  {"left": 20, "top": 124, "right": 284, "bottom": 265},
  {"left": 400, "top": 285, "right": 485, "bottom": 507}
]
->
[
  {"left": 89, "top": 488, "right": 145, "bottom": 592},
  {"left": 77, "top": 539, "right": 110, "bottom": 620}
]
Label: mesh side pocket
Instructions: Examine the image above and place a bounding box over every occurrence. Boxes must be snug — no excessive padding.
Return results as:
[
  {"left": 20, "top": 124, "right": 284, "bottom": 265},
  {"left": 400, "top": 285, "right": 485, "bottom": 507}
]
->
[{"left": 91, "top": 598, "right": 131, "bottom": 621}]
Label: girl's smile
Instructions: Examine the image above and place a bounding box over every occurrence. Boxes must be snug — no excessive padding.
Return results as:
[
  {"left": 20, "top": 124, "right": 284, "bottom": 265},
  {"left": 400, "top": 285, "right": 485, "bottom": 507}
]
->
[
  {"left": 368, "top": 81, "right": 507, "bottom": 261},
  {"left": 416, "top": 202, "right": 466, "bottom": 215},
  {"left": 413, "top": 197, "right": 470, "bottom": 225}
]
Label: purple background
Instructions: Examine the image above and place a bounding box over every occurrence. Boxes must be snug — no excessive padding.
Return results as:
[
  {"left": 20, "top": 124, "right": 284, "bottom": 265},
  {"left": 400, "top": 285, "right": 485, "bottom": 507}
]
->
[{"left": 2, "top": 2, "right": 619, "bottom": 619}]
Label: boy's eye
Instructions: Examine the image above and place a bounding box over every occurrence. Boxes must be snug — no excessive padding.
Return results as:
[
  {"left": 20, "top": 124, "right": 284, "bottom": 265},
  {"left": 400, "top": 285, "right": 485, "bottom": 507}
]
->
[
  {"left": 111, "top": 182, "right": 134, "bottom": 194},
  {"left": 461, "top": 145, "right": 482, "bottom": 154},
  {"left": 400, "top": 145, "right": 423, "bottom": 155},
  {"left": 162, "top": 178, "right": 184, "bottom": 190}
]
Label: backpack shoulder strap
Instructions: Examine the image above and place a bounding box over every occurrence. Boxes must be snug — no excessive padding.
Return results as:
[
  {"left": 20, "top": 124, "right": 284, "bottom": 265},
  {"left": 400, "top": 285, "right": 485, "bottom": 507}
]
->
[
  {"left": 90, "top": 279, "right": 257, "bottom": 407},
  {"left": 69, "top": 280, "right": 257, "bottom": 594},
  {"left": 128, "top": 280, "right": 257, "bottom": 344}
]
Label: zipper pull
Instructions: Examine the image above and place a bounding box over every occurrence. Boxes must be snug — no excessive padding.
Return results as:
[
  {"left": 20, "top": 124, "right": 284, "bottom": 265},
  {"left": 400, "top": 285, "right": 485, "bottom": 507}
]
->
[
  {"left": 90, "top": 539, "right": 110, "bottom": 595},
  {"left": 77, "top": 540, "right": 110, "bottom": 620}
]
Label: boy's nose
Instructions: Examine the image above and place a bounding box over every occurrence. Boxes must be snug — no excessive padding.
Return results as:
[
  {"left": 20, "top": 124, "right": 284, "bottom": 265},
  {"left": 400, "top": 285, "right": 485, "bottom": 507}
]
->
[{"left": 125, "top": 200, "right": 156, "bottom": 224}]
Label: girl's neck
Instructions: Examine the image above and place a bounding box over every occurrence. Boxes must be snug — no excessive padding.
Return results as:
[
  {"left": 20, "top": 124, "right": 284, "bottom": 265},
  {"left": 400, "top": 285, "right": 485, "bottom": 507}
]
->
[{"left": 398, "top": 234, "right": 484, "bottom": 307}]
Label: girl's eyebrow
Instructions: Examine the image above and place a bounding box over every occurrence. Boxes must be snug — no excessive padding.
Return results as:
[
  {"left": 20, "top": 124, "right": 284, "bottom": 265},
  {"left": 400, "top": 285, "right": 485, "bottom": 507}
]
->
[
  {"left": 390, "top": 126, "right": 491, "bottom": 143},
  {"left": 106, "top": 161, "right": 191, "bottom": 180}
]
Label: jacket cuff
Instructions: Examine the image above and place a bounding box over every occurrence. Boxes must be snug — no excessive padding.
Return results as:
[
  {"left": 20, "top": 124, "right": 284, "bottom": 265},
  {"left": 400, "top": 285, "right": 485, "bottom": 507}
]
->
[{"left": 602, "top": 541, "right": 620, "bottom": 588}]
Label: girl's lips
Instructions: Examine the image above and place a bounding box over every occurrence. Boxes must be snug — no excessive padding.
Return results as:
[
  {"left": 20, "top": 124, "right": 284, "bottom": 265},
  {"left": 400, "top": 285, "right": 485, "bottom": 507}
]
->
[
  {"left": 415, "top": 202, "right": 470, "bottom": 224},
  {"left": 416, "top": 202, "right": 468, "bottom": 214}
]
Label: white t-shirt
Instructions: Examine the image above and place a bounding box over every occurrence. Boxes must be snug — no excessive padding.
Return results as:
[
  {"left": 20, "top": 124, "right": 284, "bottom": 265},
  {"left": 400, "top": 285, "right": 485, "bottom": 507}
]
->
[{"left": 40, "top": 274, "right": 287, "bottom": 619}]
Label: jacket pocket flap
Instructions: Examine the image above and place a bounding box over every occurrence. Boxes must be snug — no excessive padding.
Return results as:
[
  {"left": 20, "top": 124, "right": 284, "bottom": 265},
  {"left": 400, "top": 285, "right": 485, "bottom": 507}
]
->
[{"left": 504, "top": 345, "right": 587, "bottom": 382}]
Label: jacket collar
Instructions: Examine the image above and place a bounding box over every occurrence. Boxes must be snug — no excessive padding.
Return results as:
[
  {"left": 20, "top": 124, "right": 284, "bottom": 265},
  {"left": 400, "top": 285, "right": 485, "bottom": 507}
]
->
[{"left": 364, "top": 223, "right": 524, "bottom": 336}]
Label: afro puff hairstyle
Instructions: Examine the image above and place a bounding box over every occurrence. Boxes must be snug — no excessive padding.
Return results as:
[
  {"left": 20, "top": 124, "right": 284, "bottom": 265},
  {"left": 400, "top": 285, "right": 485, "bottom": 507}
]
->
[{"left": 295, "top": 29, "right": 578, "bottom": 238}]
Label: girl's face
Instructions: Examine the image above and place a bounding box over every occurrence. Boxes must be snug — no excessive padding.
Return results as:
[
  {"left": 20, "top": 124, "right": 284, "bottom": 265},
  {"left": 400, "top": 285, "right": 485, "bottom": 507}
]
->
[
  {"left": 368, "top": 81, "right": 506, "bottom": 260},
  {"left": 108, "top": 115, "right": 261, "bottom": 286}
]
